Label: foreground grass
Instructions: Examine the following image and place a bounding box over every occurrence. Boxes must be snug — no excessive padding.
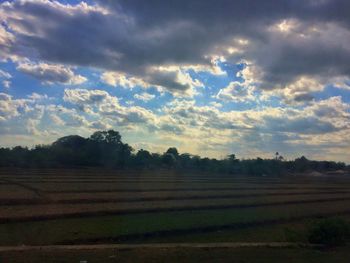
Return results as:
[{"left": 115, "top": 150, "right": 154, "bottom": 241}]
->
[
  {"left": 1, "top": 201, "right": 350, "bottom": 245},
  {"left": 1, "top": 246, "right": 350, "bottom": 263}
]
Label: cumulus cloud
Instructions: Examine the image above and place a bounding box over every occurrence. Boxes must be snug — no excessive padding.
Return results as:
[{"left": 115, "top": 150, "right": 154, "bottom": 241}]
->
[
  {"left": 0, "top": 25, "right": 15, "bottom": 61},
  {"left": 101, "top": 71, "right": 148, "bottom": 88},
  {"left": 134, "top": 92, "right": 155, "bottom": 102},
  {"left": 2, "top": 80, "right": 11, "bottom": 89},
  {"left": 0, "top": 92, "right": 48, "bottom": 139},
  {"left": 64, "top": 89, "right": 191, "bottom": 135},
  {"left": 216, "top": 81, "right": 255, "bottom": 103},
  {"left": 0, "top": 86, "right": 349, "bottom": 161},
  {"left": 63, "top": 88, "right": 157, "bottom": 127},
  {"left": 209, "top": 101, "right": 223, "bottom": 108},
  {"left": 2, "top": 1, "right": 350, "bottom": 93},
  {"left": 17, "top": 62, "right": 87, "bottom": 85},
  {"left": 0, "top": 70, "right": 12, "bottom": 88},
  {"left": 64, "top": 89, "right": 111, "bottom": 105},
  {"left": 0, "top": 93, "right": 29, "bottom": 121},
  {"left": 0, "top": 69, "right": 11, "bottom": 79},
  {"left": 163, "top": 96, "right": 350, "bottom": 139},
  {"left": 27, "top": 92, "right": 49, "bottom": 101},
  {"left": 101, "top": 67, "right": 203, "bottom": 96},
  {"left": 5, "top": 0, "right": 350, "bottom": 95}
]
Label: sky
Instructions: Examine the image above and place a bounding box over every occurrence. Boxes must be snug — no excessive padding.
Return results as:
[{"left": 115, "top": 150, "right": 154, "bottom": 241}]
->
[{"left": 0, "top": 0, "right": 349, "bottom": 162}]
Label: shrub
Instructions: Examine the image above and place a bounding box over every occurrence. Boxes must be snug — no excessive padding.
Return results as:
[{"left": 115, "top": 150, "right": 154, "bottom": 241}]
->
[
  {"left": 284, "top": 227, "right": 306, "bottom": 242},
  {"left": 307, "top": 218, "right": 350, "bottom": 246}
]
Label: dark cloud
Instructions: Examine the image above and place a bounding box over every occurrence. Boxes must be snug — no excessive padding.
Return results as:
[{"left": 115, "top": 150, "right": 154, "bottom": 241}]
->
[
  {"left": 293, "top": 93, "right": 314, "bottom": 102},
  {"left": 1, "top": 0, "right": 350, "bottom": 93},
  {"left": 262, "top": 116, "right": 339, "bottom": 134},
  {"left": 16, "top": 62, "right": 86, "bottom": 85}
]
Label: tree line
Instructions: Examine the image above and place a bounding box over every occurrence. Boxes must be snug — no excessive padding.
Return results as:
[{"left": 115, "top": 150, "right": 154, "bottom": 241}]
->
[{"left": 0, "top": 130, "right": 348, "bottom": 176}]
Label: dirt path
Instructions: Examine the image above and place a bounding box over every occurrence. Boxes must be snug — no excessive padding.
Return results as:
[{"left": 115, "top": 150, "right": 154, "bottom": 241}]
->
[
  {"left": 46, "top": 186, "right": 350, "bottom": 194},
  {"left": 0, "top": 242, "right": 323, "bottom": 252}
]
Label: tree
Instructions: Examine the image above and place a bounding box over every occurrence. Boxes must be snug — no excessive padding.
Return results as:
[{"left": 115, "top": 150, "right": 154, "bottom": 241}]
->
[
  {"left": 166, "top": 147, "right": 179, "bottom": 158},
  {"left": 294, "top": 156, "right": 309, "bottom": 172},
  {"left": 90, "top": 130, "right": 122, "bottom": 145},
  {"left": 227, "top": 154, "right": 237, "bottom": 162},
  {"left": 51, "top": 135, "right": 88, "bottom": 166},
  {"left": 135, "top": 149, "right": 152, "bottom": 167},
  {"left": 226, "top": 154, "right": 240, "bottom": 174},
  {"left": 178, "top": 153, "right": 192, "bottom": 169},
  {"left": 53, "top": 135, "right": 86, "bottom": 148},
  {"left": 0, "top": 129, "right": 346, "bottom": 175},
  {"left": 162, "top": 153, "right": 176, "bottom": 167}
]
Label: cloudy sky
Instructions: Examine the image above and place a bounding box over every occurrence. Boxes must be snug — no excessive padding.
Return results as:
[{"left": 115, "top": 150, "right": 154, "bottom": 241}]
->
[{"left": 0, "top": 0, "right": 349, "bottom": 162}]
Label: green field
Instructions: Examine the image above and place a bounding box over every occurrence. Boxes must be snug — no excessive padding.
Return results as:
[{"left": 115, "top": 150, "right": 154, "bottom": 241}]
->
[{"left": 1, "top": 168, "right": 350, "bottom": 261}]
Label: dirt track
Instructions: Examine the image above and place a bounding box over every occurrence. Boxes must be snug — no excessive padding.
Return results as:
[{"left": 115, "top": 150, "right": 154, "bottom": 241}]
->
[{"left": 0, "top": 242, "right": 323, "bottom": 253}]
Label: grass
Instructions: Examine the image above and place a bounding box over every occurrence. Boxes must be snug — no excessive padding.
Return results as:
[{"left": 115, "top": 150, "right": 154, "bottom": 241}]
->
[
  {"left": 2, "top": 193, "right": 350, "bottom": 221},
  {"left": 0, "top": 169, "right": 350, "bottom": 248},
  {"left": 1, "top": 167, "right": 350, "bottom": 263},
  {"left": 1, "top": 200, "right": 350, "bottom": 245}
]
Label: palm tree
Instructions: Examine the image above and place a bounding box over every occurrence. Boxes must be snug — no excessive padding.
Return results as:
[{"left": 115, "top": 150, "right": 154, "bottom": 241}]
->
[{"left": 275, "top": 152, "right": 279, "bottom": 160}]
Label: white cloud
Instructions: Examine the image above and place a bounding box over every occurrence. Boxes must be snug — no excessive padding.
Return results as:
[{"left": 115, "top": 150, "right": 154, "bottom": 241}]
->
[
  {"left": 0, "top": 25, "right": 15, "bottom": 61},
  {"left": 0, "top": 69, "right": 11, "bottom": 79},
  {"left": 134, "top": 92, "right": 155, "bottom": 102},
  {"left": 101, "top": 67, "right": 203, "bottom": 97},
  {"left": 2, "top": 80, "right": 11, "bottom": 89},
  {"left": 0, "top": 93, "right": 29, "bottom": 121},
  {"left": 27, "top": 92, "right": 49, "bottom": 101},
  {"left": 216, "top": 81, "right": 256, "bottom": 102},
  {"left": 63, "top": 88, "right": 157, "bottom": 127},
  {"left": 209, "top": 101, "right": 223, "bottom": 108},
  {"left": 101, "top": 71, "right": 148, "bottom": 88},
  {"left": 0, "top": 69, "right": 12, "bottom": 88},
  {"left": 0, "top": 87, "right": 349, "bottom": 161}
]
